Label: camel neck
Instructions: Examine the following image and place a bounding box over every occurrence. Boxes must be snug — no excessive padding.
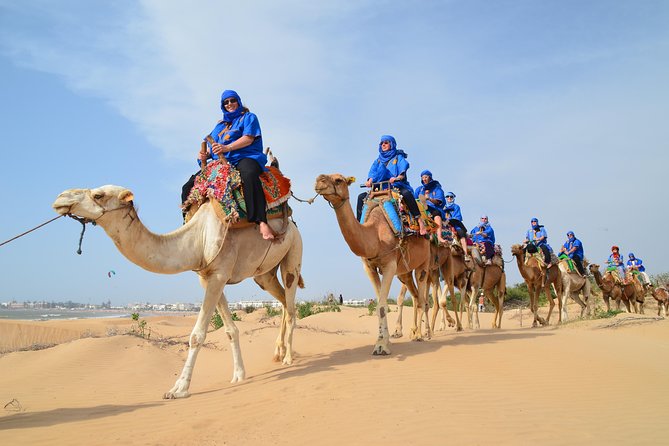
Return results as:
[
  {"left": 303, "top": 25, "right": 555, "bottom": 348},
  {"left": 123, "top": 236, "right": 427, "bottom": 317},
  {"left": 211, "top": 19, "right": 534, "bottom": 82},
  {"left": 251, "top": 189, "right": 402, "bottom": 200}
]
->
[
  {"left": 97, "top": 206, "right": 206, "bottom": 274},
  {"left": 333, "top": 199, "right": 381, "bottom": 258}
]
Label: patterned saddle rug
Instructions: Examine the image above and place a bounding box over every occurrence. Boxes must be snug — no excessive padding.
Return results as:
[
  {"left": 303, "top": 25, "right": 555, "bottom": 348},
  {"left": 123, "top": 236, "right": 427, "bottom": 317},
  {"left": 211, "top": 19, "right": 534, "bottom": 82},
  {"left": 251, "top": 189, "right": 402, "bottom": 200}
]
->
[
  {"left": 359, "top": 190, "right": 435, "bottom": 238},
  {"left": 183, "top": 160, "right": 291, "bottom": 224}
]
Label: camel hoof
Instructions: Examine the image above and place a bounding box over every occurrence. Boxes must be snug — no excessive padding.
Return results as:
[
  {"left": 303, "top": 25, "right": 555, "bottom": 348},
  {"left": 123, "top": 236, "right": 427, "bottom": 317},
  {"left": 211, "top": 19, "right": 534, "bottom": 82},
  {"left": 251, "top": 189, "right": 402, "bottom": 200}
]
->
[
  {"left": 391, "top": 331, "right": 403, "bottom": 339},
  {"left": 372, "top": 344, "right": 391, "bottom": 356},
  {"left": 372, "top": 346, "right": 390, "bottom": 356},
  {"left": 163, "top": 391, "right": 189, "bottom": 400}
]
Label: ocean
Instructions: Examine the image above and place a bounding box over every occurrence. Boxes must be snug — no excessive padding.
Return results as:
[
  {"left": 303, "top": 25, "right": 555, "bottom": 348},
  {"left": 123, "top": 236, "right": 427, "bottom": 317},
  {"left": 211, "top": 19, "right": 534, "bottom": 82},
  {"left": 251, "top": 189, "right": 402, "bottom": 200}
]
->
[{"left": 0, "top": 308, "right": 134, "bottom": 321}]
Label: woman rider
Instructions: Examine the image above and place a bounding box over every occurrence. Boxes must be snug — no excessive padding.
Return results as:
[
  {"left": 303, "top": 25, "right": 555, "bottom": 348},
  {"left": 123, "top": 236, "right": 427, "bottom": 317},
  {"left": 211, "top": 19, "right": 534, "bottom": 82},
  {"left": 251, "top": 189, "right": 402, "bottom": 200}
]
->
[
  {"left": 356, "top": 135, "right": 426, "bottom": 235},
  {"left": 182, "top": 90, "right": 275, "bottom": 240}
]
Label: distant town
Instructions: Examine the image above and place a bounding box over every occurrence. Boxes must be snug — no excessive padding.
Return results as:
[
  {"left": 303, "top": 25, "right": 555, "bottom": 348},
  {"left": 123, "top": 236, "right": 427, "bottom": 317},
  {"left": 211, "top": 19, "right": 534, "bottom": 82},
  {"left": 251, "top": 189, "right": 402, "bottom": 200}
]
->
[{"left": 1, "top": 296, "right": 368, "bottom": 312}]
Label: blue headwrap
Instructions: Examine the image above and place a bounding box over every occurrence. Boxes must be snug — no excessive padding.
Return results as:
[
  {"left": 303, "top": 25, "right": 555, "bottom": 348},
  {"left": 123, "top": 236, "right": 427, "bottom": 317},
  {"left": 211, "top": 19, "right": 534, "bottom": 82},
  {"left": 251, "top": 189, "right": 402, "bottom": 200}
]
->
[
  {"left": 377, "top": 135, "right": 397, "bottom": 163},
  {"left": 220, "top": 90, "right": 244, "bottom": 123},
  {"left": 445, "top": 191, "right": 455, "bottom": 198},
  {"left": 628, "top": 252, "right": 635, "bottom": 258},
  {"left": 567, "top": 230, "right": 574, "bottom": 236},
  {"left": 420, "top": 170, "right": 432, "bottom": 178}
]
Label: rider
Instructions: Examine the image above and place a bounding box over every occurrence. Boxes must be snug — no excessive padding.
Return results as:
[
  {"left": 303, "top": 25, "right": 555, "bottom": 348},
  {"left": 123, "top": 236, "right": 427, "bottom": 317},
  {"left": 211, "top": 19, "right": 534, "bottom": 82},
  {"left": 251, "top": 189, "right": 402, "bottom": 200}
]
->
[
  {"left": 524, "top": 217, "right": 553, "bottom": 268},
  {"left": 181, "top": 90, "right": 274, "bottom": 239},
  {"left": 470, "top": 215, "right": 495, "bottom": 265},
  {"left": 357, "top": 135, "right": 425, "bottom": 235},
  {"left": 414, "top": 170, "right": 447, "bottom": 243},
  {"left": 607, "top": 246, "right": 626, "bottom": 282},
  {"left": 443, "top": 192, "right": 469, "bottom": 261},
  {"left": 559, "top": 230, "right": 586, "bottom": 276},
  {"left": 627, "top": 253, "right": 650, "bottom": 286}
]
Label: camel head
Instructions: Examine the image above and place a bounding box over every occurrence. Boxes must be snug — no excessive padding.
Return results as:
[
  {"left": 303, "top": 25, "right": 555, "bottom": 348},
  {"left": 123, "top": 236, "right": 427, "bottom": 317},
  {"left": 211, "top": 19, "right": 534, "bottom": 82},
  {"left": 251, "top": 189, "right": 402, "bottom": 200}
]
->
[
  {"left": 588, "top": 263, "right": 600, "bottom": 274},
  {"left": 510, "top": 244, "right": 525, "bottom": 257},
  {"left": 314, "top": 174, "right": 356, "bottom": 207},
  {"left": 53, "top": 185, "right": 135, "bottom": 221}
]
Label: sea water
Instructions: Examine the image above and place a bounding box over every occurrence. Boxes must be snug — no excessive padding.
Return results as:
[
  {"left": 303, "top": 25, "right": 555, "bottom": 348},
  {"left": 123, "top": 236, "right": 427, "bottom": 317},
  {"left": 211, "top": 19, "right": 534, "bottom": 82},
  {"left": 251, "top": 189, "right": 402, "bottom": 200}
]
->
[{"left": 0, "top": 308, "right": 133, "bottom": 321}]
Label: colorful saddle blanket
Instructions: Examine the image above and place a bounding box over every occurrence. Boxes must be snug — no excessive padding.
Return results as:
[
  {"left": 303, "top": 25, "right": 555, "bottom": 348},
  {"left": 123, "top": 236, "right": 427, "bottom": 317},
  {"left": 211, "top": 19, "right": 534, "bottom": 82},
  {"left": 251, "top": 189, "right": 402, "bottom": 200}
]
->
[
  {"left": 184, "top": 160, "right": 291, "bottom": 223},
  {"left": 359, "top": 190, "right": 434, "bottom": 238}
]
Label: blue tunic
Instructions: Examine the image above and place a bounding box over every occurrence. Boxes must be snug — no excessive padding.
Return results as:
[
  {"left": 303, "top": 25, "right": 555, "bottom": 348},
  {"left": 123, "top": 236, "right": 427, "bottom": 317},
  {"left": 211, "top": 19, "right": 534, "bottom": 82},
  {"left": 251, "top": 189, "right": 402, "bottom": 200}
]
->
[
  {"left": 471, "top": 223, "right": 495, "bottom": 244},
  {"left": 206, "top": 112, "right": 266, "bottom": 169},
  {"left": 414, "top": 179, "right": 445, "bottom": 218},
  {"left": 444, "top": 202, "right": 462, "bottom": 221},
  {"left": 562, "top": 238, "right": 584, "bottom": 259}
]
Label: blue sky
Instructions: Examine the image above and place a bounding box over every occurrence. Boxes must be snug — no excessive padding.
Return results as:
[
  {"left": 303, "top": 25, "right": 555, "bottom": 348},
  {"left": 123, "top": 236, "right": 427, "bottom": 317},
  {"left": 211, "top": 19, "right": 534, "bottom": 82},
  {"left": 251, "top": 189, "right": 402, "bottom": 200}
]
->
[{"left": 1, "top": 0, "right": 668, "bottom": 305}]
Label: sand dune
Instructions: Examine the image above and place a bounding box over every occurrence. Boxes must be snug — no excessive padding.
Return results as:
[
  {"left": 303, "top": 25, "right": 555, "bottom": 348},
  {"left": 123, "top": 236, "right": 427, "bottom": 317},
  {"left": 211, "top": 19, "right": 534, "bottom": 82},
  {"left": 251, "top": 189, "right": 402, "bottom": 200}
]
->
[{"left": 1, "top": 302, "right": 668, "bottom": 445}]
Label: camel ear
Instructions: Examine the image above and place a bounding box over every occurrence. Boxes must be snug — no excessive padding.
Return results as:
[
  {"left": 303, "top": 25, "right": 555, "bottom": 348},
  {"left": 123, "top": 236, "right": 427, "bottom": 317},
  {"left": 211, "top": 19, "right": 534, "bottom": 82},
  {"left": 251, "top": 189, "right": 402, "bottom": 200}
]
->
[
  {"left": 119, "top": 190, "right": 134, "bottom": 203},
  {"left": 346, "top": 176, "right": 356, "bottom": 185}
]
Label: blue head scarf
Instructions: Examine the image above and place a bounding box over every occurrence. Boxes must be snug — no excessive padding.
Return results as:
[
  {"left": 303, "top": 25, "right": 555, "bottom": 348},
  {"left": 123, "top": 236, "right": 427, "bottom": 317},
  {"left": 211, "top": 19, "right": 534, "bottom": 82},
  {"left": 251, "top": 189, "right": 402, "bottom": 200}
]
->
[
  {"left": 220, "top": 90, "right": 244, "bottom": 123},
  {"left": 628, "top": 253, "right": 635, "bottom": 259},
  {"left": 377, "top": 135, "right": 397, "bottom": 163},
  {"left": 420, "top": 170, "right": 432, "bottom": 178}
]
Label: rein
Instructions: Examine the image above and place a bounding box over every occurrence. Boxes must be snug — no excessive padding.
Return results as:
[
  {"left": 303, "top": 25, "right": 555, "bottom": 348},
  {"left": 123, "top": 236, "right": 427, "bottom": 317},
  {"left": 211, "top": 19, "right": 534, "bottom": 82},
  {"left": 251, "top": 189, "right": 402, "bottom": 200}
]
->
[{"left": 0, "top": 215, "right": 65, "bottom": 248}]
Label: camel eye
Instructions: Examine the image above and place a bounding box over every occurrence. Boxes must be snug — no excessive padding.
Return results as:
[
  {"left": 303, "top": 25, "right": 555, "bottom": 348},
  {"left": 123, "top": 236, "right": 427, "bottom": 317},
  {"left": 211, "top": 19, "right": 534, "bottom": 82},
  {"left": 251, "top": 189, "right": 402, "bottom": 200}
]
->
[{"left": 93, "top": 193, "right": 104, "bottom": 200}]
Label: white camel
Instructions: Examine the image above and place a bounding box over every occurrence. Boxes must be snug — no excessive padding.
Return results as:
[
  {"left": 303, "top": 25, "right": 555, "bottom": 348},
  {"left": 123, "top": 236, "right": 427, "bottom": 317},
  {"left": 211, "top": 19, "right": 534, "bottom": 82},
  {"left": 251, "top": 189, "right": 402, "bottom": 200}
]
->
[{"left": 53, "top": 185, "right": 303, "bottom": 399}]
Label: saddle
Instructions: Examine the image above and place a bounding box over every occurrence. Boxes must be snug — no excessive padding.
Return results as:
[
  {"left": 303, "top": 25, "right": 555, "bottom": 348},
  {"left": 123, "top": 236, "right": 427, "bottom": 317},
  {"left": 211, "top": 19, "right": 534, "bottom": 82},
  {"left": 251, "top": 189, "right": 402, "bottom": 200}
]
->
[
  {"left": 359, "top": 188, "right": 433, "bottom": 238},
  {"left": 183, "top": 160, "right": 292, "bottom": 226},
  {"left": 558, "top": 254, "right": 582, "bottom": 277},
  {"left": 604, "top": 268, "right": 623, "bottom": 285}
]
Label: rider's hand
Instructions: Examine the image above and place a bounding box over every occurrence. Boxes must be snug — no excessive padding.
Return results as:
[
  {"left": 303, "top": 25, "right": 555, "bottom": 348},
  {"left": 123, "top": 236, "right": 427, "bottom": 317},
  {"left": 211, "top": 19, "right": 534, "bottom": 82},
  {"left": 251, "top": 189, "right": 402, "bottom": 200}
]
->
[
  {"left": 211, "top": 142, "right": 226, "bottom": 155},
  {"left": 389, "top": 177, "right": 396, "bottom": 184},
  {"left": 365, "top": 178, "right": 372, "bottom": 188}
]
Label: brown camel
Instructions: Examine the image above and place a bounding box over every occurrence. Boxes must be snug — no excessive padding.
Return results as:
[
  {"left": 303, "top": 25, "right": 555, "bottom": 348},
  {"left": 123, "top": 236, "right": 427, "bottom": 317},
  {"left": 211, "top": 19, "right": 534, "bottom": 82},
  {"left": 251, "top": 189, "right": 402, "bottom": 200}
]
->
[
  {"left": 394, "top": 243, "right": 456, "bottom": 337},
  {"left": 466, "top": 261, "right": 506, "bottom": 329},
  {"left": 589, "top": 264, "right": 641, "bottom": 313},
  {"left": 511, "top": 244, "right": 563, "bottom": 326},
  {"left": 649, "top": 285, "right": 669, "bottom": 317},
  {"left": 622, "top": 275, "right": 645, "bottom": 314},
  {"left": 589, "top": 264, "right": 625, "bottom": 312},
  {"left": 557, "top": 258, "right": 592, "bottom": 320},
  {"left": 53, "top": 185, "right": 303, "bottom": 399},
  {"left": 314, "top": 174, "right": 431, "bottom": 355},
  {"left": 432, "top": 243, "right": 473, "bottom": 332}
]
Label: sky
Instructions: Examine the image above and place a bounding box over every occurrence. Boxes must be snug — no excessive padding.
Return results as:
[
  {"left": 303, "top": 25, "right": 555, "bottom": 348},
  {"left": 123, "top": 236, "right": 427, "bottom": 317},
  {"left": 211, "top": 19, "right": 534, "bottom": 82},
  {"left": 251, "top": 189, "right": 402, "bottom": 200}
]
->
[{"left": 1, "top": 0, "right": 668, "bottom": 306}]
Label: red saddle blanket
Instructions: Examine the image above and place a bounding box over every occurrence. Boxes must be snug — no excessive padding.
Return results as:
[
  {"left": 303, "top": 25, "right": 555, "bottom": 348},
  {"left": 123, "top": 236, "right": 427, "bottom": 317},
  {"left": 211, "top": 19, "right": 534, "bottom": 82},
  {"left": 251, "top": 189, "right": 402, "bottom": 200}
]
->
[{"left": 184, "top": 160, "right": 291, "bottom": 222}]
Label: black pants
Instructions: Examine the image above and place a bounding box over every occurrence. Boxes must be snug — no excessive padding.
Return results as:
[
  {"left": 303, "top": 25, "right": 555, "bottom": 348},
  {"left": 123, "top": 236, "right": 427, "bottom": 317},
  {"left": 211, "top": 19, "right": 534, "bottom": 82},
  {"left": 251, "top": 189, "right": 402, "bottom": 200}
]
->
[
  {"left": 572, "top": 254, "right": 585, "bottom": 275},
  {"left": 448, "top": 219, "right": 468, "bottom": 238},
  {"left": 539, "top": 245, "right": 551, "bottom": 264},
  {"left": 181, "top": 158, "right": 267, "bottom": 223},
  {"left": 356, "top": 186, "right": 420, "bottom": 221},
  {"left": 479, "top": 241, "right": 494, "bottom": 259}
]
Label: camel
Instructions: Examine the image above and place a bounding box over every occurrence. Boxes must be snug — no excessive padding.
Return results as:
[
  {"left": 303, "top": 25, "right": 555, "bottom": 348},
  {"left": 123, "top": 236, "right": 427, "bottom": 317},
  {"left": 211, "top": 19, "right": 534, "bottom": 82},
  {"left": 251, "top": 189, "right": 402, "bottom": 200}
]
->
[
  {"left": 649, "top": 285, "right": 669, "bottom": 317},
  {"left": 53, "top": 185, "right": 303, "bottom": 399},
  {"left": 314, "top": 174, "right": 431, "bottom": 355},
  {"left": 511, "top": 244, "right": 563, "bottom": 326},
  {"left": 431, "top": 243, "right": 472, "bottom": 332},
  {"left": 588, "top": 264, "right": 645, "bottom": 313},
  {"left": 589, "top": 264, "right": 626, "bottom": 312},
  {"left": 622, "top": 276, "right": 645, "bottom": 314},
  {"left": 393, "top": 243, "right": 457, "bottom": 336},
  {"left": 465, "top": 261, "right": 506, "bottom": 329},
  {"left": 557, "top": 258, "right": 592, "bottom": 320}
]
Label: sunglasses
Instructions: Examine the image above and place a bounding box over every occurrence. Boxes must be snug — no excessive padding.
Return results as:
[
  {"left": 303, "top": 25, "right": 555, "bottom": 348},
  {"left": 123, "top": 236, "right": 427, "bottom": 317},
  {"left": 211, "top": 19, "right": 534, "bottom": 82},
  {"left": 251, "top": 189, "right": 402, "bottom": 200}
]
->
[{"left": 222, "top": 98, "right": 238, "bottom": 106}]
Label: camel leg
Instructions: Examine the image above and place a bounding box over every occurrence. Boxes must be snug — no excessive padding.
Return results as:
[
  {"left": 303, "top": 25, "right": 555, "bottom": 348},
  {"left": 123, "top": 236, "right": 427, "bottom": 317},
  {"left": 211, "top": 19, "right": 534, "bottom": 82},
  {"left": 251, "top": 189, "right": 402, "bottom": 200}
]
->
[
  {"left": 214, "top": 292, "right": 246, "bottom": 382},
  {"left": 402, "top": 270, "right": 429, "bottom": 341},
  {"left": 603, "top": 294, "right": 611, "bottom": 312},
  {"left": 559, "top": 282, "right": 570, "bottom": 322},
  {"left": 362, "top": 261, "right": 395, "bottom": 355},
  {"left": 495, "top": 272, "right": 506, "bottom": 328},
  {"left": 544, "top": 287, "right": 555, "bottom": 325},
  {"left": 165, "top": 277, "right": 225, "bottom": 399},
  {"left": 254, "top": 267, "right": 298, "bottom": 365},
  {"left": 392, "top": 284, "right": 408, "bottom": 338}
]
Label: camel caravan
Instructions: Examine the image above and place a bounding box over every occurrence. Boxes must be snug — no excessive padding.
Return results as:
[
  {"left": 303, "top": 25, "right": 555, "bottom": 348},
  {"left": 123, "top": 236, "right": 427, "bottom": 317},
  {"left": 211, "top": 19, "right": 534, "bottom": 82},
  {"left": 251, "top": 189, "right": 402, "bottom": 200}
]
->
[{"left": 51, "top": 112, "right": 664, "bottom": 397}]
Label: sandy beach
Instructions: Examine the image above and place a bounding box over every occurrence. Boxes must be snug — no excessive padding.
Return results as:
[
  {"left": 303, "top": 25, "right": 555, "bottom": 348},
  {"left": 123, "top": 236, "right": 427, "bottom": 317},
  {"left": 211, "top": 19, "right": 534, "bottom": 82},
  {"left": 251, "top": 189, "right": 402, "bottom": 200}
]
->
[{"left": 1, "top": 300, "right": 668, "bottom": 446}]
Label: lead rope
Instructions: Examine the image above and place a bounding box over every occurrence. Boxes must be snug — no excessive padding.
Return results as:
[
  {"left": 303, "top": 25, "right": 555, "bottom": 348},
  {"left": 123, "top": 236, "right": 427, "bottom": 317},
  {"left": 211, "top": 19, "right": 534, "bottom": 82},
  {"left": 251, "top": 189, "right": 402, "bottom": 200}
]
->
[{"left": 0, "top": 215, "right": 64, "bottom": 248}]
